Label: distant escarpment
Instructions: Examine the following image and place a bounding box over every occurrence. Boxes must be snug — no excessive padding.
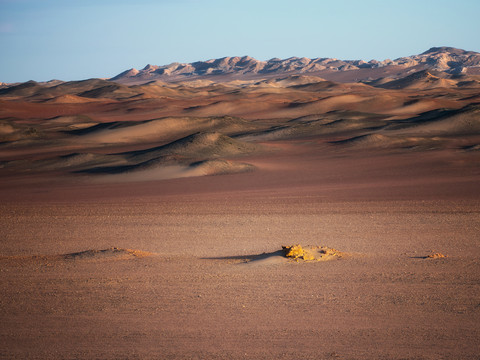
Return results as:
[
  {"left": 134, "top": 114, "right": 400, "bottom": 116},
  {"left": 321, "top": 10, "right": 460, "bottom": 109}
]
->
[{"left": 111, "top": 47, "right": 480, "bottom": 84}]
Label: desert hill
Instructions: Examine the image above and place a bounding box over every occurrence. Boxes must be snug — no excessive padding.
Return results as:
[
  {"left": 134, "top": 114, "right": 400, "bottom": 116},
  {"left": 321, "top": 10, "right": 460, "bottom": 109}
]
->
[
  {"left": 370, "top": 69, "right": 480, "bottom": 90},
  {"left": 110, "top": 47, "right": 480, "bottom": 84},
  {"left": 0, "top": 46, "right": 479, "bottom": 180}
]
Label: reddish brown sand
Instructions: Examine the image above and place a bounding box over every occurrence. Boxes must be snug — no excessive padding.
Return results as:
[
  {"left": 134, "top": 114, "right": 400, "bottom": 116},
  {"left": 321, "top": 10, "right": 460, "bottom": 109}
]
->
[
  {"left": 1, "top": 77, "right": 480, "bottom": 359},
  {"left": 1, "top": 145, "right": 479, "bottom": 359}
]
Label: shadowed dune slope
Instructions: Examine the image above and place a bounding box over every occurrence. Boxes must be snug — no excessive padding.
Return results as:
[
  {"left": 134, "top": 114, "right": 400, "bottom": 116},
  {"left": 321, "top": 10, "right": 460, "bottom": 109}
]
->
[
  {"left": 374, "top": 70, "right": 480, "bottom": 90},
  {"left": 2, "top": 131, "right": 261, "bottom": 175},
  {"left": 125, "top": 131, "right": 260, "bottom": 162},
  {"left": 375, "top": 70, "right": 455, "bottom": 90},
  {"left": 66, "top": 116, "right": 262, "bottom": 145},
  {"left": 385, "top": 104, "right": 480, "bottom": 135},
  {"left": 331, "top": 133, "right": 444, "bottom": 151}
]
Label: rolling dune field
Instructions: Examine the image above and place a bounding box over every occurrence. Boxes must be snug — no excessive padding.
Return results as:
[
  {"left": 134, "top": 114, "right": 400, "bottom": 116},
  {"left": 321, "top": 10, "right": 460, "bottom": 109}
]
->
[{"left": 1, "top": 53, "right": 480, "bottom": 359}]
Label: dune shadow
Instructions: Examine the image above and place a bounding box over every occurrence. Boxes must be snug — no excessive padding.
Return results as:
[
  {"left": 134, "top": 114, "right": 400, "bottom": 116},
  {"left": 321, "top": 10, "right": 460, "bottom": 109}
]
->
[
  {"left": 74, "top": 157, "right": 172, "bottom": 175},
  {"left": 63, "top": 120, "right": 144, "bottom": 135},
  {"left": 202, "top": 250, "right": 285, "bottom": 263},
  {"left": 410, "top": 253, "right": 447, "bottom": 260}
]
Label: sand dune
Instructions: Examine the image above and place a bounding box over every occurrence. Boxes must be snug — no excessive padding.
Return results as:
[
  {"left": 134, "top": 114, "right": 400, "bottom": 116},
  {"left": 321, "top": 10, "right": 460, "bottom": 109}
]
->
[
  {"left": 0, "top": 80, "right": 44, "bottom": 98},
  {"left": 183, "top": 98, "right": 280, "bottom": 118},
  {"left": 3, "top": 132, "right": 261, "bottom": 176},
  {"left": 240, "top": 119, "right": 367, "bottom": 141},
  {"left": 290, "top": 80, "right": 370, "bottom": 92},
  {"left": 293, "top": 94, "right": 365, "bottom": 110},
  {"left": 376, "top": 70, "right": 456, "bottom": 89},
  {"left": 38, "top": 152, "right": 126, "bottom": 171},
  {"left": 75, "top": 132, "right": 260, "bottom": 174},
  {"left": 1, "top": 59, "right": 480, "bottom": 360},
  {"left": 456, "top": 78, "right": 480, "bottom": 88},
  {"left": 254, "top": 75, "right": 327, "bottom": 87},
  {"left": 388, "top": 98, "right": 445, "bottom": 116},
  {"left": 0, "top": 119, "right": 42, "bottom": 142},
  {"left": 372, "top": 71, "right": 480, "bottom": 91},
  {"left": 43, "top": 94, "right": 101, "bottom": 103},
  {"left": 88, "top": 159, "right": 255, "bottom": 182},
  {"left": 100, "top": 132, "right": 256, "bottom": 174},
  {"left": 188, "top": 159, "right": 255, "bottom": 175},
  {"left": 332, "top": 133, "right": 444, "bottom": 150},
  {"left": 69, "top": 116, "right": 254, "bottom": 145},
  {"left": 0, "top": 79, "right": 123, "bottom": 101},
  {"left": 126, "top": 131, "right": 260, "bottom": 162},
  {"left": 131, "top": 81, "right": 190, "bottom": 98},
  {"left": 6, "top": 131, "right": 258, "bottom": 177},
  {"left": 78, "top": 83, "right": 143, "bottom": 100},
  {"left": 386, "top": 104, "right": 480, "bottom": 135},
  {"left": 45, "top": 115, "right": 99, "bottom": 130},
  {"left": 1, "top": 73, "right": 478, "bottom": 179}
]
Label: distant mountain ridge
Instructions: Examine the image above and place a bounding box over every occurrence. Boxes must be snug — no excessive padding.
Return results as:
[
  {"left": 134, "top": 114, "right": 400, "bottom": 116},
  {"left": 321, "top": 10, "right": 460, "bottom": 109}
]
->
[
  {"left": 111, "top": 47, "right": 480, "bottom": 84},
  {"left": 2, "top": 47, "right": 480, "bottom": 100}
]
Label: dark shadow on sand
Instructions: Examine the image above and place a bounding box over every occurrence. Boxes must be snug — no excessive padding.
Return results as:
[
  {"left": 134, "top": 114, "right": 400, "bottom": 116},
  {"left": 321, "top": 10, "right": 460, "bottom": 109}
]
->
[
  {"left": 409, "top": 255, "right": 447, "bottom": 259},
  {"left": 202, "top": 250, "right": 284, "bottom": 262}
]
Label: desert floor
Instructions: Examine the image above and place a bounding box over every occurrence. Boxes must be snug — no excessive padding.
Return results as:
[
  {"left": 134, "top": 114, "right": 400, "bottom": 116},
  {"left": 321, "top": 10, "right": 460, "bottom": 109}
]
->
[{"left": 1, "top": 138, "right": 479, "bottom": 359}]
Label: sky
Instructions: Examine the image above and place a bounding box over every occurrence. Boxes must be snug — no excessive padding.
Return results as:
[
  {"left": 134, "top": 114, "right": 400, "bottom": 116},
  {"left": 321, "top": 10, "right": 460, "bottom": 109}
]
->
[{"left": 1, "top": 0, "right": 479, "bottom": 83}]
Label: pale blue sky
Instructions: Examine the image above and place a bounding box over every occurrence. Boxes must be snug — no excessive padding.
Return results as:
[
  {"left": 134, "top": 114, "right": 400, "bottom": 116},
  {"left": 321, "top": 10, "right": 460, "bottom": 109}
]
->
[{"left": 1, "top": 0, "right": 479, "bottom": 82}]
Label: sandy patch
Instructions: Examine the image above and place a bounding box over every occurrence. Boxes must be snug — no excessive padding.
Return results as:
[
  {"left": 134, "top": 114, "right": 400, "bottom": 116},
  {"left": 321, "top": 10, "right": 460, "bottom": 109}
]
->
[{"left": 282, "top": 244, "right": 345, "bottom": 262}]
